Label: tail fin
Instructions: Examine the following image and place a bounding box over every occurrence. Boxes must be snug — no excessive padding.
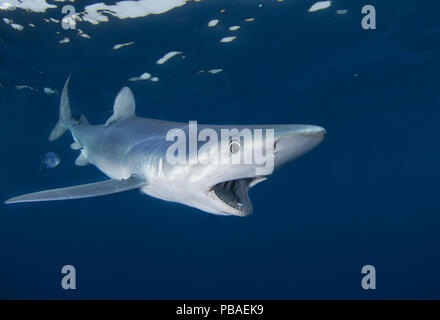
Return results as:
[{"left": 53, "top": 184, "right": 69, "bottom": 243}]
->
[{"left": 48, "top": 76, "right": 75, "bottom": 141}]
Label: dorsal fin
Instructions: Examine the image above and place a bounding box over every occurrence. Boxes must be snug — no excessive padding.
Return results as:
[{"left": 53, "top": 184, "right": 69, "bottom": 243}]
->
[{"left": 105, "top": 87, "right": 135, "bottom": 127}]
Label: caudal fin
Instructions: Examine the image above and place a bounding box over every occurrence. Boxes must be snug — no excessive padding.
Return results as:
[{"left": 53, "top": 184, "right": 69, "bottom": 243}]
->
[{"left": 48, "top": 75, "right": 74, "bottom": 141}]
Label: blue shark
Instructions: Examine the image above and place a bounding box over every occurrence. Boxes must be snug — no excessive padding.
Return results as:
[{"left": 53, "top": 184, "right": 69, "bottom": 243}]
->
[{"left": 5, "top": 77, "right": 326, "bottom": 216}]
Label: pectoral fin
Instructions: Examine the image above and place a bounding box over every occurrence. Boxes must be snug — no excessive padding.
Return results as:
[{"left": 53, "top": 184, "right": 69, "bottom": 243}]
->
[{"left": 4, "top": 175, "right": 147, "bottom": 204}]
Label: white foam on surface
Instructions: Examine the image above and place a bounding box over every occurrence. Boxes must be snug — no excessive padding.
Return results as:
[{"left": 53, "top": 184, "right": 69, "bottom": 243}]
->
[
  {"left": 82, "top": 0, "right": 189, "bottom": 25},
  {"left": 113, "top": 42, "right": 135, "bottom": 50},
  {"left": 44, "top": 87, "right": 57, "bottom": 95},
  {"left": 3, "top": 17, "right": 24, "bottom": 30},
  {"left": 0, "top": 0, "right": 56, "bottom": 12},
  {"left": 308, "top": 1, "right": 332, "bottom": 12},
  {"left": 15, "top": 85, "right": 36, "bottom": 91},
  {"left": 156, "top": 51, "right": 182, "bottom": 64},
  {"left": 0, "top": 0, "right": 192, "bottom": 27},
  {"left": 10, "top": 23, "right": 24, "bottom": 30},
  {"left": 208, "top": 69, "right": 223, "bottom": 74},
  {"left": 220, "top": 36, "right": 236, "bottom": 43},
  {"left": 129, "top": 72, "right": 152, "bottom": 82},
  {"left": 77, "top": 29, "right": 91, "bottom": 38},
  {"left": 208, "top": 19, "right": 219, "bottom": 27}
]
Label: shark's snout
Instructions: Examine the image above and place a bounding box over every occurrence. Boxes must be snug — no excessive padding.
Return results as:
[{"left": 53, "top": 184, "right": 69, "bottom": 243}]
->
[
  {"left": 302, "top": 125, "right": 327, "bottom": 137},
  {"left": 293, "top": 125, "right": 327, "bottom": 146},
  {"left": 274, "top": 125, "right": 326, "bottom": 168}
]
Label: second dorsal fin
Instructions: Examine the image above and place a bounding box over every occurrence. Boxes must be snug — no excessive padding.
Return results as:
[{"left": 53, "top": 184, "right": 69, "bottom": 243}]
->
[{"left": 105, "top": 87, "right": 136, "bottom": 127}]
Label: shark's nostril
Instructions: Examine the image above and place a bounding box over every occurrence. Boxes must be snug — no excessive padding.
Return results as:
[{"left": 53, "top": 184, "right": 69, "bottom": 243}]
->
[{"left": 274, "top": 140, "right": 280, "bottom": 154}]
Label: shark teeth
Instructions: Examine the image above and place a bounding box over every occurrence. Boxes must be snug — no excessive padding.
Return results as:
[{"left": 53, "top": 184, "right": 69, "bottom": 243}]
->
[{"left": 211, "top": 178, "right": 254, "bottom": 216}]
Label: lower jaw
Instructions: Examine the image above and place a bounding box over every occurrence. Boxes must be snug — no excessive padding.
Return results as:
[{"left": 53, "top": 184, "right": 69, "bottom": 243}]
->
[
  {"left": 210, "top": 185, "right": 253, "bottom": 216},
  {"left": 210, "top": 178, "right": 265, "bottom": 216}
]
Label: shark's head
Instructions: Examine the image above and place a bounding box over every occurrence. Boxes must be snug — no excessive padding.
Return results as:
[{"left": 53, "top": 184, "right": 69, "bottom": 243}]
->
[{"left": 153, "top": 124, "right": 326, "bottom": 217}]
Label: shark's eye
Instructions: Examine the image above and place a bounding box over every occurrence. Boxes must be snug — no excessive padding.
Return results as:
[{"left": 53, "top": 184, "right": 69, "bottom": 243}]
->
[{"left": 229, "top": 140, "right": 241, "bottom": 155}]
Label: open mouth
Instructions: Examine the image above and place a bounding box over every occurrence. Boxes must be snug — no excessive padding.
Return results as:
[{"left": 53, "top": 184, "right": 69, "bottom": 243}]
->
[{"left": 211, "top": 178, "right": 255, "bottom": 216}]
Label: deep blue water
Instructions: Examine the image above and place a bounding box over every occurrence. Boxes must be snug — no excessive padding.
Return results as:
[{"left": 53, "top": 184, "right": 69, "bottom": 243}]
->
[{"left": 1, "top": 0, "right": 439, "bottom": 299}]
